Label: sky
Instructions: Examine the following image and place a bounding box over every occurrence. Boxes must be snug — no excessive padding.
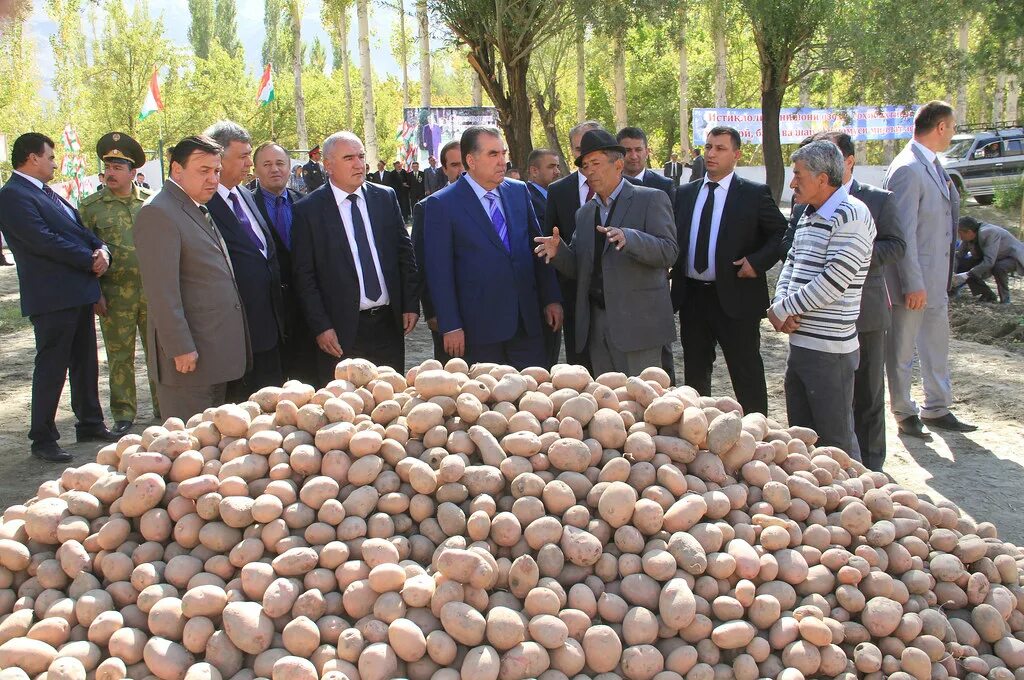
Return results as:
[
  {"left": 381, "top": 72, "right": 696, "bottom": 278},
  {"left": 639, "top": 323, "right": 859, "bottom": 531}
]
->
[{"left": 26, "top": 0, "right": 404, "bottom": 100}]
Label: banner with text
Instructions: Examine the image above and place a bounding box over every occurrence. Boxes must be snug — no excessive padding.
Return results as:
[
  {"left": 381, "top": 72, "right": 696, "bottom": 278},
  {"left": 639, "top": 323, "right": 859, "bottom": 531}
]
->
[
  {"left": 693, "top": 106, "right": 920, "bottom": 147},
  {"left": 402, "top": 106, "right": 499, "bottom": 165}
]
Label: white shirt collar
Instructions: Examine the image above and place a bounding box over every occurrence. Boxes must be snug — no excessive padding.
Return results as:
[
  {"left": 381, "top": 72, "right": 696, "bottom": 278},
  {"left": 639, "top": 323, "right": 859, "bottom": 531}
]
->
[
  {"left": 463, "top": 172, "right": 498, "bottom": 200},
  {"left": 911, "top": 139, "right": 937, "bottom": 163},
  {"left": 329, "top": 181, "right": 366, "bottom": 206},
  {"left": 628, "top": 169, "right": 647, "bottom": 182},
  {"left": 703, "top": 172, "right": 734, "bottom": 191},
  {"left": 13, "top": 170, "right": 44, "bottom": 190},
  {"left": 577, "top": 171, "right": 588, "bottom": 189},
  {"left": 811, "top": 185, "right": 849, "bottom": 221},
  {"left": 842, "top": 178, "right": 854, "bottom": 195},
  {"left": 217, "top": 184, "right": 245, "bottom": 202}
]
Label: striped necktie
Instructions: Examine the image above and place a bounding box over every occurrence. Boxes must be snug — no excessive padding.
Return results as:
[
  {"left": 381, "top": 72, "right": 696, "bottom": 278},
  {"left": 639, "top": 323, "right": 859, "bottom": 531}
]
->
[{"left": 484, "top": 191, "right": 510, "bottom": 251}]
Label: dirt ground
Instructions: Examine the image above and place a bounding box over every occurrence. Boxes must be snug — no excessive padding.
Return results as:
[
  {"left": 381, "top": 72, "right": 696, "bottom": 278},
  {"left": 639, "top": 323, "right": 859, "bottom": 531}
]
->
[{"left": 1, "top": 218, "right": 1024, "bottom": 545}]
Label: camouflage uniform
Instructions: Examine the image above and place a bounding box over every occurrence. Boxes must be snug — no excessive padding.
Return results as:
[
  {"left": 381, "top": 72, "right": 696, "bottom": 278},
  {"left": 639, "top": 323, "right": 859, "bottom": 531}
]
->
[{"left": 79, "top": 184, "right": 159, "bottom": 421}]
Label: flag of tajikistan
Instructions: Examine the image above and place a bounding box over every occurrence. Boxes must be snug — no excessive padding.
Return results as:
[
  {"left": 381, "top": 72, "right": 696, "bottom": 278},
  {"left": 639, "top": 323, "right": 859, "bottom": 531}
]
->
[
  {"left": 139, "top": 68, "right": 163, "bottom": 120},
  {"left": 258, "top": 65, "right": 275, "bottom": 106}
]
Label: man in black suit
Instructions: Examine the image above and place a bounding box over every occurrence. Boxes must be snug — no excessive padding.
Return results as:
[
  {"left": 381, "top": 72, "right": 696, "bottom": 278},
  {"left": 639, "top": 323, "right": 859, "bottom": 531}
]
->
[
  {"left": 203, "top": 121, "right": 285, "bottom": 398},
  {"left": 408, "top": 161, "right": 426, "bottom": 207},
  {"left": 303, "top": 146, "right": 326, "bottom": 193},
  {"left": 686, "top": 148, "right": 706, "bottom": 184},
  {"left": 292, "top": 131, "right": 420, "bottom": 383},
  {"left": 543, "top": 120, "right": 604, "bottom": 368},
  {"left": 664, "top": 152, "right": 684, "bottom": 186},
  {"left": 413, "top": 140, "right": 464, "bottom": 363},
  {"left": 368, "top": 160, "right": 387, "bottom": 185},
  {"left": 782, "top": 131, "right": 905, "bottom": 470},
  {"left": 135, "top": 172, "right": 151, "bottom": 189},
  {"left": 670, "top": 126, "right": 787, "bottom": 416},
  {"left": 526, "top": 148, "right": 561, "bottom": 225},
  {"left": 251, "top": 141, "right": 318, "bottom": 386},
  {"left": 0, "top": 133, "right": 119, "bottom": 461},
  {"left": 387, "top": 160, "right": 412, "bottom": 221}
]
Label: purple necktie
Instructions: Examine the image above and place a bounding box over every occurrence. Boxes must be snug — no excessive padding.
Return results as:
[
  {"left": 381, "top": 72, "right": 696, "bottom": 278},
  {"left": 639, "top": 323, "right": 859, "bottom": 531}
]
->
[
  {"left": 228, "top": 191, "right": 266, "bottom": 256},
  {"left": 484, "top": 191, "right": 510, "bottom": 251}
]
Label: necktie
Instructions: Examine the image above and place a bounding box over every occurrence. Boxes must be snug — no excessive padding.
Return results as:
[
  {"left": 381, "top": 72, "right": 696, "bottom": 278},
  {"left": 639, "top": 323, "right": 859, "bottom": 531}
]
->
[
  {"left": 228, "top": 191, "right": 266, "bottom": 256},
  {"left": 41, "top": 184, "right": 75, "bottom": 220},
  {"left": 694, "top": 181, "right": 720, "bottom": 274},
  {"left": 584, "top": 180, "right": 595, "bottom": 203},
  {"left": 346, "top": 194, "right": 384, "bottom": 302},
  {"left": 484, "top": 191, "right": 511, "bottom": 251},
  {"left": 933, "top": 158, "right": 951, "bottom": 198},
  {"left": 273, "top": 196, "right": 291, "bottom": 250}
]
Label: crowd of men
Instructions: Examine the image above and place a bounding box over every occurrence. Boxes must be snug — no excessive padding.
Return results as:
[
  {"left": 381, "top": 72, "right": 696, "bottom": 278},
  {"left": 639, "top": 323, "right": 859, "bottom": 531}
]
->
[{"left": 0, "top": 100, "right": 1010, "bottom": 469}]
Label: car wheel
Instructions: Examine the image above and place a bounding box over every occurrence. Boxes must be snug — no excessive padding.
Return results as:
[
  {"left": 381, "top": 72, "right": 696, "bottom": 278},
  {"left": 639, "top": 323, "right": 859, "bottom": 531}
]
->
[{"left": 975, "top": 194, "right": 994, "bottom": 205}]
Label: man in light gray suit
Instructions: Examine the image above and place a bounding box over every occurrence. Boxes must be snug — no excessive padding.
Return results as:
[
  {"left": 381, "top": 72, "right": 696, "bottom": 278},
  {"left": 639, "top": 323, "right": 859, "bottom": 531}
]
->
[
  {"left": 534, "top": 129, "right": 678, "bottom": 376},
  {"left": 134, "top": 136, "right": 250, "bottom": 421},
  {"left": 954, "top": 216, "right": 1024, "bottom": 304},
  {"left": 883, "top": 101, "right": 976, "bottom": 437}
]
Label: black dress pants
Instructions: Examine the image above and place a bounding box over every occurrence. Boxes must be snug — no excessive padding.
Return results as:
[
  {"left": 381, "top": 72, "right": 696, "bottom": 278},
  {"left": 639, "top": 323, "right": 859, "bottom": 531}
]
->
[
  {"left": 29, "top": 304, "right": 104, "bottom": 447},
  {"left": 679, "top": 280, "right": 768, "bottom": 416},
  {"left": 228, "top": 346, "right": 284, "bottom": 403},
  {"left": 316, "top": 307, "right": 405, "bottom": 386},
  {"left": 853, "top": 329, "right": 887, "bottom": 471}
]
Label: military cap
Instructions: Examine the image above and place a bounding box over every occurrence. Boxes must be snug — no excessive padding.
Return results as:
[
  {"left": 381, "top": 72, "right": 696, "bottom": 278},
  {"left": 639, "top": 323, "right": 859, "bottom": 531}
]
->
[
  {"left": 96, "top": 132, "right": 147, "bottom": 169},
  {"left": 309, "top": 145, "right": 321, "bottom": 155}
]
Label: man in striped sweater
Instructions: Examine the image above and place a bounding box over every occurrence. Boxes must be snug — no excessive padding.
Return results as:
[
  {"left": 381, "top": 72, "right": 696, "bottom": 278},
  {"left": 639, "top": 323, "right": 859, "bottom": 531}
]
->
[{"left": 769, "top": 141, "right": 876, "bottom": 454}]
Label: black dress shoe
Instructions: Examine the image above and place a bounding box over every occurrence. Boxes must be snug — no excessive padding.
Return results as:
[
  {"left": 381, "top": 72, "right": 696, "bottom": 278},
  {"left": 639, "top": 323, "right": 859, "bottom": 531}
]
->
[
  {"left": 922, "top": 413, "right": 978, "bottom": 433},
  {"left": 76, "top": 427, "right": 122, "bottom": 443},
  {"left": 30, "top": 444, "right": 73, "bottom": 463},
  {"left": 111, "top": 421, "right": 134, "bottom": 436},
  {"left": 897, "top": 415, "right": 931, "bottom": 439}
]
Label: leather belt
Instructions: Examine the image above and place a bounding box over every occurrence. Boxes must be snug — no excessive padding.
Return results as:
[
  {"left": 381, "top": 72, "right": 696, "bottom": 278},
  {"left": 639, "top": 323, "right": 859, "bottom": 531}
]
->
[
  {"left": 686, "top": 277, "right": 716, "bottom": 288},
  {"left": 360, "top": 305, "right": 391, "bottom": 317}
]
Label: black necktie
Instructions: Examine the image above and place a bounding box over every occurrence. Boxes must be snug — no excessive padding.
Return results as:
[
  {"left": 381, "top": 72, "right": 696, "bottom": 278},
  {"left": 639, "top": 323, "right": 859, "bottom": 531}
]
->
[
  {"left": 694, "top": 181, "right": 719, "bottom": 274},
  {"left": 346, "top": 194, "right": 383, "bottom": 302}
]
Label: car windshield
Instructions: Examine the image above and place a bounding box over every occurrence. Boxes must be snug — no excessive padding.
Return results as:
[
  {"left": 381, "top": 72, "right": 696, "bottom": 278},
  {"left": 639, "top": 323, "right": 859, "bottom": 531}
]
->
[{"left": 944, "top": 139, "right": 975, "bottom": 159}]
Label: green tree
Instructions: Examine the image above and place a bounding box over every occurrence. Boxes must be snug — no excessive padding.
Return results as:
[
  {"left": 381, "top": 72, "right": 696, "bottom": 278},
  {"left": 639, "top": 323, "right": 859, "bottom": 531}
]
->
[
  {"left": 309, "top": 37, "right": 327, "bottom": 72},
  {"left": 323, "top": 0, "right": 354, "bottom": 128},
  {"left": 213, "top": 0, "right": 242, "bottom": 59},
  {"left": 187, "top": 0, "right": 213, "bottom": 59}
]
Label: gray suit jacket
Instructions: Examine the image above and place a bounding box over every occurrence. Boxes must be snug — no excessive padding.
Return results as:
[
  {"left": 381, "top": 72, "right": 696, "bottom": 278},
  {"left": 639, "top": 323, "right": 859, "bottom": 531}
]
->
[
  {"left": 134, "top": 181, "right": 250, "bottom": 387},
  {"left": 552, "top": 180, "right": 678, "bottom": 354},
  {"left": 959, "top": 223, "right": 1024, "bottom": 278},
  {"left": 883, "top": 142, "right": 959, "bottom": 307}
]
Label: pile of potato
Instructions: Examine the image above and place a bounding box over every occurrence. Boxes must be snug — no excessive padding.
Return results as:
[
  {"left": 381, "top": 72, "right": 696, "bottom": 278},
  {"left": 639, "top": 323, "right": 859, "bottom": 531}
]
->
[{"left": 0, "top": 358, "right": 1023, "bottom": 680}]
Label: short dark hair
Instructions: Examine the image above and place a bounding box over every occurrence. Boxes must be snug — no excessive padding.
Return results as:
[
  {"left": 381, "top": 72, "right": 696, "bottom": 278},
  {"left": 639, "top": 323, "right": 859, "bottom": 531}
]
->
[
  {"left": 440, "top": 140, "right": 461, "bottom": 168},
  {"left": 12, "top": 133, "right": 55, "bottom": 168},
  {"left": 616, "top": 127, "right": 649, "bottom": 147},
  {"left": 958, "top": 216, "right": 981, "bottom": 232},
  {"left": 803, "top": 131, "right": 855, "bottom": 159},
  {"left": 460, "top": 125, "right": 502, "bottom": 164},
  {"left": 914, "top": 101, "right": 954, "bottom": 136},
  {"left": 706, "top": 126, "right": 741, "bottom": 150},
  {"left": 527, "top": 148, "right": 557, "bottom": 169},
  {"left": 253, "top": 142, "right": 289, "bottom": 164},
  {"left": 169, "top": 135, "right": 223, "bottom": 169}
]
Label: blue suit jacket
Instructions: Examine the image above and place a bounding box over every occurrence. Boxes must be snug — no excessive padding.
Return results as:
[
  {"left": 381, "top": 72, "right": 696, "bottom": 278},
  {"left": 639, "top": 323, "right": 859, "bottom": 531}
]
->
[
  {"left": 422, "top": 176, "right": 560, "bottom": 345},
  {"left": 0, "top": 173, "right": 105, "bottom": 316}
]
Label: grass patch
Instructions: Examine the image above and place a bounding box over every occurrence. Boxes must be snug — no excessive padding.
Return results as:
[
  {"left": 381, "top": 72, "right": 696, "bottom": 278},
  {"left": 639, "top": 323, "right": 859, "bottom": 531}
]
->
[{"left": 0, "top": 300, "right": 29, "bottom": 336}]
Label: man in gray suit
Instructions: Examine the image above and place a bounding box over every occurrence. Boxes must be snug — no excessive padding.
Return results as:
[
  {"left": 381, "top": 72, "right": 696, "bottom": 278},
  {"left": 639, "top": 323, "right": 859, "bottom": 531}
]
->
[
  {"left": 134, "top": 136, "right": 249, "bottom": 420},
  {"left": 534, "top": 129, "right": 678, "bottom": 376},
  {"left": 884, "top": 101, "right": 976, "bottom": 436},
  {"left": 954, "top": 216, "right": 1024, "bottom": 304},
  {"left": 783, "top": 132, "right": 906, "bottom": 471}
]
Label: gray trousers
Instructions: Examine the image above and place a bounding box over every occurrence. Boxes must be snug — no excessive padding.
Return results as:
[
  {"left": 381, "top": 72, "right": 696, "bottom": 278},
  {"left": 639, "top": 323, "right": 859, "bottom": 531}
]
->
[
  {"left": 785, "top": 345, "right": 859, "bottom": 455},
  {"left": 156, "top": 382, "right": 228, "bottom": 422},
  {"left": 589, "top": 306, "right": 662, "bottom": 377},
  {"left": 886, "top": 303, "right": 952, "bottom": 421}
]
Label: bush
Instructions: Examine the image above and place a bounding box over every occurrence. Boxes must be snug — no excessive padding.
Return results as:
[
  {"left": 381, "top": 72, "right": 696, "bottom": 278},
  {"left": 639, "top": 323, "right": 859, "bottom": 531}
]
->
[{"left": 994, "top": 174, "right": 1024, "bottom": 211}]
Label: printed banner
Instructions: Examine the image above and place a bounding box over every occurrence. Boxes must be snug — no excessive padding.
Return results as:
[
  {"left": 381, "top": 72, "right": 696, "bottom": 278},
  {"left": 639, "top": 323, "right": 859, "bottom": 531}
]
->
[
  {"left": 693, "top": 106, "right": 920, "bottom": 147},
  {"left": 402, "top": 106, "right": 499, "bottom": 164}
]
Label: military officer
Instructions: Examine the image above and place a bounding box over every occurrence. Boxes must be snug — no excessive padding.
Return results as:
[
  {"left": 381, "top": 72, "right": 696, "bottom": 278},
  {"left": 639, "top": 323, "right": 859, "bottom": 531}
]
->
[
  {"left": 79, "top": 132, "right": 158, "bottom": 435},
  {"left": 303, "top": 145, "right": 326, "bottom": 193}
]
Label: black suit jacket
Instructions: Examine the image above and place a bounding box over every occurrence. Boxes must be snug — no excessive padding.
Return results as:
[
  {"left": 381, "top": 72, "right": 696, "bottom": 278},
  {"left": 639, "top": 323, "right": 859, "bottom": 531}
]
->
[
  {"left": 409, "top": 171, "right": 426, "bottom": 205},
  {"left": 783, "top": 179, "right": 905, "bottom": 332},
  {"left": 291, "top": 183, "right": 419, "bottom": 352},
  {"left": 303, "top": 161, "right": 326, "bottom": 193},
  {"left": 527, "top": 182, "right": 548, "bottom": 226},
  {"left": 636, "top": 170, "right": 675, "bottom": 201},
  {"left": 368, "top": 171, "right": 388, "bottom": 185},
  {"left": 411, "top": 199, "right": 433, "bottom": 319},
  {"left": 670, "top": 175, "right": 787, "bottom": 319},
  {"left": 686, "top": 155, "right": 706, "bottom": 183},
  {"left": 207, "top": 187, "right": 285, "bottom": 353}
]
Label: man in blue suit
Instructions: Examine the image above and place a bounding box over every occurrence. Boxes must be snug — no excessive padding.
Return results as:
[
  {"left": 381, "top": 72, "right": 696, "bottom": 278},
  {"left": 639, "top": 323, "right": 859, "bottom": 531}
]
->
[
  {"left": 0, "top": 133, "right": 120, "bottom": 461},
  {"left": 423, "top": 126, "right": 563, "bottom": 369}
]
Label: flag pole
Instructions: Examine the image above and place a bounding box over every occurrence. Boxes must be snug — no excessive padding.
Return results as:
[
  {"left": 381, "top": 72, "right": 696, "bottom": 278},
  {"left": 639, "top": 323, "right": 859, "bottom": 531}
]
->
[{"left": 158, "top": 108, "right": 166, "bottom": 183}]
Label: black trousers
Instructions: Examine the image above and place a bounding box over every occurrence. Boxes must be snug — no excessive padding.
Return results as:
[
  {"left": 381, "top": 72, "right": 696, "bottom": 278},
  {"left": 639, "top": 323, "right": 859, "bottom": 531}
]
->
[
  {"left": 854, "top": 329, "right": 886, "bottom": 471},
  {"left": 29, "top": 304, "right": 104, "bottom": 447},
  {"left": 431, "top": 329, "right": 452, "bottom": 365},
  {"left": 679, "top": 280, "right": 768, "bottom": 416},
  {"left": 228, "top": 346, "right": 283, "bottom": 402},
  {"left": 316, "top": 307, "right": 405, "bottom": 386},
  {"left": 957, "top": 254, "right": 1013, "bottom": 302},
  {"left": 467, "top": 322, "right": 546, "bottom": 371},
  {"left": 546, "top": 294, "right": 591, "bottom": 371}
]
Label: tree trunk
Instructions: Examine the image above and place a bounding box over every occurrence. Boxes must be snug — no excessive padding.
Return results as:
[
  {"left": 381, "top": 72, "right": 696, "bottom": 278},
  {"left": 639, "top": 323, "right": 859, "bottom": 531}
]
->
[
  {"left": 397, "top": 0, "right": 409, "bottom": 110},
  {"left": 613, "top": 33, "right": 627, "bottom": 129},
  {"left": 576, "top": 27, "right": 586, "bottom": 122},
  {"left": 471, "top": 69, "right": 483, "bottom": 106},
  {"left": 501, "top": 59, "right": 534, "bottom": 169},
  {"left": 994, "top": 73, "right": 1007, "bottom": 124},
  {"left": 291, "top": 1, "right": 309, "bottom": 151},
  {"left": 534, "top": 90, "right": 568, "bottom": 175},
  {"left": 955, "top": 20, "right": 969, "bottom": 125},
  {"left": 678, "top": 1, "right": 689, "bottom": 154},
  {"left": 417, "top": 0, "right": 430, "bottom": 108},
  {"left": 882, "top": 138, "right": 896, "bottom": 164},
  {"left": 335, "top": 6, "right": 353, "bottom": 129},
  {"left": 357, "top": 0, "right": 378, "bottom": 165},
  {"left": 798, "top": 79, "right": 810, "bottom": 108},
  {"left": 713, "top": 1, "right": 728, "bottom": 107},
  {"left": 760, "top": 82, "right": 785, "bottom": 202}
]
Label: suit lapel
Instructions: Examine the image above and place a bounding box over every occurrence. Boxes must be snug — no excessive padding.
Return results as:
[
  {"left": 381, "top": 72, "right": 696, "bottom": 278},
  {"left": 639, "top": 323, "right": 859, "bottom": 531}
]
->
[
  {"left": 679, "top": 181, "right": 701, "bottom": 253},
  {"left": 716, "top": 176, "right": 741, "bottom": 253},
  {"left": 606, "top": 181, "right": 634, "bottom": 253},
  {"left": 240, "top": 187, "right": 275, "bottom": 258},
  {"left": 165, "top": 182, "right": 224, "bottom": 249},
  {"left": 361, "top": 184, "right": 389, "bottom": 252},
  {"left": 456, "top": 177, "right": 507, "bottom": 253},
  {"left": 909, "top": 144, "right": 949, "bottom": 200},
  {"left": 319, "top": 186, "right": 358, "bottom": 274}
]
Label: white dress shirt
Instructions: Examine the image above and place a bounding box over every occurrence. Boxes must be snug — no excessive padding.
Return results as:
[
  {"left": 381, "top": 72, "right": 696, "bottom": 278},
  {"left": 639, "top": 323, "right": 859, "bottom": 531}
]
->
[
  {"left": 628, "top": 169, "right": 648, "bottom": 183},
  {"left": 577, "top": 171, "right": 593, "bottom": 207},
  {"left": 15, "top": 170, "right": 76, "bottom": 220},
  {"left": 328, "top": 182, "right": 390, "bottom": 309},
  {"left": 687, "top": 172, "right": 735, "bottom": 281},
  {"left": 218, "top": 184, "right": 267, "bottom": 257}
]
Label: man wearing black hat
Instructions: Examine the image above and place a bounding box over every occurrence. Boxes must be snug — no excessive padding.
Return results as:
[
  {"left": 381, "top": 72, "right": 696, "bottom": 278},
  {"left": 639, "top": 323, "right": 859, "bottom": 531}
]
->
[
  {"left": 303, "top": 146, "right": 326, "bottom": 193},
  {"left": 80, "top": 132, "right": 158, "bottom": 435},
  {"left": 534, "top": 129, "right": 678, "bottom": 376}
]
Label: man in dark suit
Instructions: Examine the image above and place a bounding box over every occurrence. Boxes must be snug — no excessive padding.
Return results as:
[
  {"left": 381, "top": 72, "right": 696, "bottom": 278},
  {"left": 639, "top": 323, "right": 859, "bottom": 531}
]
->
[
  {"left": 251, "top": 141, "right": 318, "bottom": 386},
  {"left": 424, "top": 155, "right": 446, "bottom": 195},
  {"left": 408, "top": 161, "right": 426, "bottom": 207},
  {"left": 0, "top": 133, "right": 119, "bottom": 461},
  {"left": 526, "top": 148, "right": 561, "bottom": 225},
  {"left": 203, "top": 121, "right": 285, "bottom": 399},
  {"left": 369, "top": 160, "right": 388, "bottom": 185},
  {"left": 292, "top": 131, "right": 420, "bottom": 383},
  {"left": 782, "top": 132, "right": 905, "bottom": 471},
  {"left": 413, "top": 141, "right": 463, "bottom": 363},
  {"left": 387, "top": 160, "right": 412, "bottom": 221},
  {"left": 543, "top": 120, "right": 604, "bottom": 368},
  {"left": 303, "top": 146, "right": 326, "bottom": 193},
  {"left": 664, "top": 152, "right": 685, "bottom": 186},
  {"left": 423, "top": 126, "right": 563, "bottom": 369},
  {"left": 686, "top": 148, "right": 706, "bottom": 184},
  {"left": 135, "top": 172, "right": 151, "bottom": 189},
  {"left": 670, "top": 126, "right": 787, "bottom": 416}
]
